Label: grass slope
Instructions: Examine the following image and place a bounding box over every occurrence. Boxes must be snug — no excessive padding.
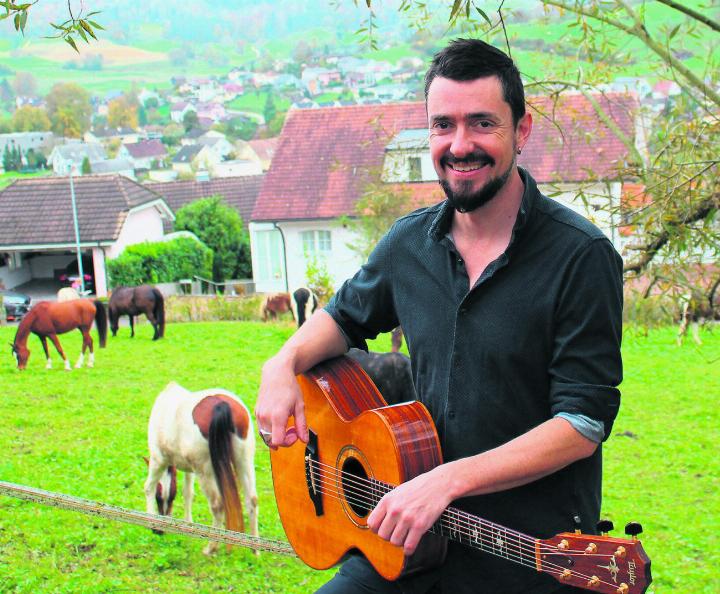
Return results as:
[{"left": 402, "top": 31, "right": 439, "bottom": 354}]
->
[{"left": 0, "top": 321, "right": 717, "bottom": 593}]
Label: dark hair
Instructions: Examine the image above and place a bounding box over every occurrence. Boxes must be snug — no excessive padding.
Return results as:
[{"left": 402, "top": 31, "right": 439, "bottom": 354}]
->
[{"left": 424, "top": 38, "right": 526, "bottom": 125}]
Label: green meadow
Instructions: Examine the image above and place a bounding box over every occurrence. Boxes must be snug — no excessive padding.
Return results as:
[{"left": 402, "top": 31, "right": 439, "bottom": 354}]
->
[{"left": 0, "top": 320, "right": 717, "bottom": 593}]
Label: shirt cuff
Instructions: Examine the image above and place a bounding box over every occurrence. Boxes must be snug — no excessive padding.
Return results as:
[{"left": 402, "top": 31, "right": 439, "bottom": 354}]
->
[{"left": 555, "top": 412, "right": 605, "bottom": 444}]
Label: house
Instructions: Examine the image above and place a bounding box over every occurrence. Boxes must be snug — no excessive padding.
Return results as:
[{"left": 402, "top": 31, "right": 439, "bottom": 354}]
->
[
  {"left": 118, "top": 139, "right": 168, "bottom": 170},
  {"left": 0, "top": 175, "right": 174, "bottom": 296},
  {"left": 250, "top": 94, "right": 640, "bottom": 293},
  {"left": 170, "top": 101, "right": 196, "bottom": 124},
  {"left": 88, "top": 157, "right": 135, "bottom": 179},
  {"left": 48, "top": 142, "right": 107, "bottom": 175},
  {"left": 146, "top": 175, "right": 263, "bottom": 231},
  {"left": 0, "top": 131, "right": 55, "bottom": 164},
  {"left": 246, "top": 137, "right": 278, "bottom": 171},
  {"left": 171, "top": 145, "right": 203, "bottom": 174},
  {"left": 84, "top": 126, "right": 141, "bottom": 145}
]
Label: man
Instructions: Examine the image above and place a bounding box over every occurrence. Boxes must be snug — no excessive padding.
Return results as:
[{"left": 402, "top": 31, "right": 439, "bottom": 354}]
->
[{"left": 255, "top": 38, "right": 623, "bottom": 593}]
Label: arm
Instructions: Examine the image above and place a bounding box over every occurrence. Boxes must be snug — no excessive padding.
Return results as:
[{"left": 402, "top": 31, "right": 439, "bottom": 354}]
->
[
  {"left": 368, "top": 416, "right": 597, "bottom": 554},
  {"left": 254, "top": 309, "right": 348, "bottom": 448}
]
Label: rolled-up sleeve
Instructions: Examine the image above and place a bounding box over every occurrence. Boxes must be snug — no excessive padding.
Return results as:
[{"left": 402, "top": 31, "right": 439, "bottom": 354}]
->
[{"left": 549, "top": 237, "right": 623, "bottom": 440}]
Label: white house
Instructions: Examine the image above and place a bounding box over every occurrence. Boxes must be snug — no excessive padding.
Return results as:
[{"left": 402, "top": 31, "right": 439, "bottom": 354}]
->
[
  {"left": 249, "top": 95, "right": 641, "bottom": 294},
  {"left": 0, "top": 175, "right": 173, "bottom": 296},
  {"left": 48, "top": 142, "right": 107, "bottom": 175}
]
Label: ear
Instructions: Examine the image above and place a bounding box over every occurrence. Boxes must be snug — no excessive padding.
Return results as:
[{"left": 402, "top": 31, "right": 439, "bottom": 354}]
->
[{"left": 515, "top": 111, "right": 533, "bottom": 152}]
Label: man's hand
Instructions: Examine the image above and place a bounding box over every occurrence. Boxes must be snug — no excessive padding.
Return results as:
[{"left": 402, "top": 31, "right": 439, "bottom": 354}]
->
[
  {"left": 367, "top": 466, "right": 454, "bottom": 556},
  {"left": 254, "top": 356, "right": 309, "bottom": 449}
]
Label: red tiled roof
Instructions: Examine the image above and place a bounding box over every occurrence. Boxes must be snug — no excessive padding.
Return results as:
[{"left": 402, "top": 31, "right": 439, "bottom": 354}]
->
[
  {"left": 123, "top": 139, "right": 167, "bottom": 159},
  {"left": 146, "top": 176, "right": 263, "bottom": 228},
  {"left": 254, "top": 94, "right": 637, "bottom": 222},
  {"left": 253, "top": 102, "right": 427, "bottom": 221},
  {"left": 0, "top": 175, "right": 168, "bottom": 247},
  {"left": 520, "top": 92, "right": 638, "bottom": 183},
  {"left": 248, "top": 137, "right": 279, "bottom": 162}
]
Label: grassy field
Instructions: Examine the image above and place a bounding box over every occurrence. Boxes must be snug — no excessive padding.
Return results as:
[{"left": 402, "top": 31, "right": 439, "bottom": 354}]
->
[{"left": 0, "top": 320, "right": 717, "bottom": 593}]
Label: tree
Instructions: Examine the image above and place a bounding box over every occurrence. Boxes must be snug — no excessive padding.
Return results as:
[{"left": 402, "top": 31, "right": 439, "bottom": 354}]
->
[
  {"left": 11, "top": 106, "right": 51, "bottom": 132},
  {"left": 81, "top": 157, "right": 92, "bottom": 175},
  {"left": 263, "top": 93, "right": 277, "bottom": 126},
  {"left": 182, "top": 110, "right": 199, "bottom": 132},
  {"left": 45, "top": 83, "right": 92, "bottom": 138},
  {"left": 108, "top": 97, "right": 139, "bottom": 129},
  {"left": 174, "top": 196, "right": 252, "bottom": 283},
  {"left": 11, "top": 72, "right": 37, "bottom": 97}
]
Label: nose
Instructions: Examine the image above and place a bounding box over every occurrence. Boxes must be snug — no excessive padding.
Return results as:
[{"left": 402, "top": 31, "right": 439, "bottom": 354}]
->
[{"left": 449, "top": 125, "right": 474, "bottom": 159}]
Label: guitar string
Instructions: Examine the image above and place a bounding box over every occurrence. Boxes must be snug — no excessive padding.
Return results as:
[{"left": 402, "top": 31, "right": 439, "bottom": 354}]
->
[
  {"left": 305, "top": 474, "right": 621, "bottom": 589},
  {"left": 305, "top": 462, "right": 621, "bottom": 587},
  {"left": 309, "top": 457, "right": 580, "bottom": 555}
]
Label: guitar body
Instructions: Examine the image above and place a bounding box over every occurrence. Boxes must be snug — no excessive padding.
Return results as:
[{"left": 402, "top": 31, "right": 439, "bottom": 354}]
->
[{"left": 270, "top": 355, "right": 447, "bottom": 580}]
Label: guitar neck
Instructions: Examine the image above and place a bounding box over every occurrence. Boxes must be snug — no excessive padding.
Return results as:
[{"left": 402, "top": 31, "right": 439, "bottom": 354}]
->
[{"left": 369, "top": 479, "right": 539, "bottom": 572}]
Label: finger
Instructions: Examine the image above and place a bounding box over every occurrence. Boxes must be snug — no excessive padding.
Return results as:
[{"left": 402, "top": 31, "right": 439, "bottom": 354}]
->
[
  {"left": 282, "top": 426, "right": 300, "bottom": 447},
  {"left": 403, "top": 527, "right": 423, "bottom": 556},
  {"left": 389, "top": 522, "right": 410, "bottom": 548},
  {"left": 293, "top": 399, "right": 309, "bottom": 443},
  {"left": 367, "top": 500, "right": 386, "bottom": 533}
]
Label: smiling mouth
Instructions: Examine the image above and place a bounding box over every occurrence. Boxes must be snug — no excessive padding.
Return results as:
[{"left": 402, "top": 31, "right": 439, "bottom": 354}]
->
[{"left": 448, "top": 162, "right": 488, "bottom": 173}]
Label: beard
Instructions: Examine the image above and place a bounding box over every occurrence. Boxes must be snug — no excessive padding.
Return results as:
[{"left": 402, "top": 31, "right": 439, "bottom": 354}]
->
[{"left": 438, "top": 152, "right": 514, "bottom": 213}]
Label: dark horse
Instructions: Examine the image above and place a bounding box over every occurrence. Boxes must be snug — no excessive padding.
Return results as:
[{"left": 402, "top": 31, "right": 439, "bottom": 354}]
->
[
  {"left": 109, "top": 285, "right": 165, "bottom": 340},
  {"left": 11, "top": 299, "right": 107, "bottom": 370}
]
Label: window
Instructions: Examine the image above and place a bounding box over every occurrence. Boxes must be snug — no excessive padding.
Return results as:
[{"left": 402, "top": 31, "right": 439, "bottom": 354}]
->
[
  {"left": 301, "top": 230, "right": 332, "bottom": 255},
  {"left": 408, "top": 156, "right": 422, "bottom": 182},
  {"left": 253, "top": 230, "right": 284, "bottom": 282}
]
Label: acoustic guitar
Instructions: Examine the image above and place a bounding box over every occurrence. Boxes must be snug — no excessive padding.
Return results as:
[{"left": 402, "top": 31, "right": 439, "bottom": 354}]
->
[{"left": 270, "top": 356, "right": 652, "bottom": 594}]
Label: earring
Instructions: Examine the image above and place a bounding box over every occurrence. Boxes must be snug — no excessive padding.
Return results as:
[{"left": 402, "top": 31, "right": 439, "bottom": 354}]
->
[{"left": 517, "top": 148, "right": 522, "bottom": 155}]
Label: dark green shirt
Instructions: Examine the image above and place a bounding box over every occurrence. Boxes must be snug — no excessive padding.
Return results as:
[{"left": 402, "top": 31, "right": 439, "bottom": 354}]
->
[{"left": 325, "top": 169, "right": 623, "bottom": 593}]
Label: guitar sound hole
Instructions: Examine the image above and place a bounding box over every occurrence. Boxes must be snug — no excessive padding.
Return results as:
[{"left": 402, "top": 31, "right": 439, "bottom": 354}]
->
[{"left": 341, "top": 456, "right": 371, "bottom": 518}]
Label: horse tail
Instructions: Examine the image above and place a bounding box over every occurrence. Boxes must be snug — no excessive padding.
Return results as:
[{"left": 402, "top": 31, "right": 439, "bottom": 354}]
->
[
  {"left": 208, "top": 401, "right": 244, "bottom": 534},
  {"left": 152, "top": 288, "right": 165, "bottom": 338},
  {"left": 94, "top": 300, "right": 108, "bottom": 348}
]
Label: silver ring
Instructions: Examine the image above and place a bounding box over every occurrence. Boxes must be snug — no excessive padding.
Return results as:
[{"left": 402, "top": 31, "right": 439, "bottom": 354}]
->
[{"left": 258, "top": 428, "right": 272, "bottom": 446}]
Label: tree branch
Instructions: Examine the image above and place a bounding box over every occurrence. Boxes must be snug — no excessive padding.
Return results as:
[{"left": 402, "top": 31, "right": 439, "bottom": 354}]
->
[{"left": 656, "top": 0, "right": 720, "bottom": 33}]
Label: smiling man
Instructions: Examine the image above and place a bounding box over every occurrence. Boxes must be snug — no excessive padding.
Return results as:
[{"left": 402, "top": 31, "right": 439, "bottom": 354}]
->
[{"left": 255, "top": 39, "right": 623, "bottom": 593}]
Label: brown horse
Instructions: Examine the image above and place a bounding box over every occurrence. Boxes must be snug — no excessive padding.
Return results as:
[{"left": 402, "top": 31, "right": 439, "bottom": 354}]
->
[
  {"left": 11, "top": 299, "right": 108, "bottom": 370},
  {"left": 109, "top": 285, "right": 165, "bottom": 340},
  {"left": 260, "top": 292, "right": 292, "bottom": 321}
]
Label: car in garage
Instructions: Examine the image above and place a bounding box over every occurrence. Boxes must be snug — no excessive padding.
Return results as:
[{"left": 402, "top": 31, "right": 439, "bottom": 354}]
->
[{"left": 1, "top": 289, "right": 32, "bottom": 321}]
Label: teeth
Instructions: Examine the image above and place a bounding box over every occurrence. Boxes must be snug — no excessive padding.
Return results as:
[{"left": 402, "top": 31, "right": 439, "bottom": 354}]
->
[{"left": 451, "top": 163, "right": 482, "bottom": 172}]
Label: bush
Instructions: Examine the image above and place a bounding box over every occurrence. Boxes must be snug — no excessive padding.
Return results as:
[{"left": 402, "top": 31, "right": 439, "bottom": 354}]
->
[
  {"left": 107, "top": 237, "right": 212, "bottom": 288},
  {"left": 164, "top": 294, "right": 267, "bottom": 322}
]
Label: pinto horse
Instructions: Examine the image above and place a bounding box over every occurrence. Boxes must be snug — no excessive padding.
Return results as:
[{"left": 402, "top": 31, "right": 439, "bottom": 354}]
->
[
  {"left": 109, "top": 285, "right": 165, "bottom": 340},
  {"left": 290, "top": 287, "right": 318, "bottom": 327},
  {"left": 11, "top": 299, "right": 107, "bottom": 370},
  {"left": 144, "top": 382, "right": 259, "bottom": 555}
]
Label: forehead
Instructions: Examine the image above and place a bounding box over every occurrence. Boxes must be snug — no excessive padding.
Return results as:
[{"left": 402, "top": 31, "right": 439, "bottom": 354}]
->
[{"left": 426, "top": 76, "right": 510, "bottom": 121}]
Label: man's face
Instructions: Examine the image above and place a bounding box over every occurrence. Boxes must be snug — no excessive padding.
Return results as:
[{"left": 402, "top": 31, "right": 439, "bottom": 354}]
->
[{"left": 427, "top": 75, "right": 530, "bottom": 212}]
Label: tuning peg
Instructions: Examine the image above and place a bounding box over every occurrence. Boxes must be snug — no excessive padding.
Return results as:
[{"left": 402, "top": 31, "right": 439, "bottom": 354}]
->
[
  {"left": 596, "top": 519, "right": 614, "bottom": 535},
  {"left": 573, "top": 515, "right": 582, "bottom": 534},
  {"left": 625, "top": 522, "right": 643, "bottom": 539}
]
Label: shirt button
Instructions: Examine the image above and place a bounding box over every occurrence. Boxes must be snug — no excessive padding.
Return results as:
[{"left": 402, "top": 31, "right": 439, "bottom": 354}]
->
[{"left": 448, "top": 410, "right": 456, "bottom": 419}]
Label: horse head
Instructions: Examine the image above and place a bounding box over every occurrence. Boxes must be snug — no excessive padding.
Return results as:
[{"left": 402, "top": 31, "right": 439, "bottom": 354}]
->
[
  {"left": 10, "top": 341, "right": 28, "bottom": 370},
  {"left": 146, "top": 456, "right": 177, "bottom": 530}
]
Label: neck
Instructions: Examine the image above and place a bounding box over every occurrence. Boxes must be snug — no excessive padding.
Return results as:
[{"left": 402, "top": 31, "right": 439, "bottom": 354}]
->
[
  {"left": 13, "top": 313, "right": 31, "bottom": 346},
  {"left": 451, "top": 167, "right": 524, "bottom": 239}
]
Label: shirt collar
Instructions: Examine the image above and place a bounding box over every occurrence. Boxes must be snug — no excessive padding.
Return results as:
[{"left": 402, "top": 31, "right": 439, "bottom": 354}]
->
[{"left": 428, "top": 167, "right": 538, "bottom": 242}]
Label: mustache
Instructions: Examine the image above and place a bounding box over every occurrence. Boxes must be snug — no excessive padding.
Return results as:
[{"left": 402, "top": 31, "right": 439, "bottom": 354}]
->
[{"left": 442, "top": 151, "right": 495, "bottom": 167}]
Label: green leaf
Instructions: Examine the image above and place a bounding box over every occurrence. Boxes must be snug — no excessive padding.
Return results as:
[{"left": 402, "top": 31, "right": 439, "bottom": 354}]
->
[
  {"left": 87, "top": 20, "right": 104, "bottom": 30},
  {"left": 475, "top": 6, "right": 492, "bottom": 26},
  {"left": 80, "top": 20, "right": 97, "bottom": 39},
  {"left": 64, "top": 35, "right": 78, "bottom": 52},
  {"left": 668, "top": 23, "right": 680, "bottom": 40},
  {"left": 450, "top": 0, "right": 463, "bottom": 20},
  {"left": 76, "top": 24, "right": 88, "bottom": 43},
  {"left": 13, "top": 11, "right": 19, "bottom": 31},
  {"left": 18, "top": 7, "right": 26, "bottom": 32}
]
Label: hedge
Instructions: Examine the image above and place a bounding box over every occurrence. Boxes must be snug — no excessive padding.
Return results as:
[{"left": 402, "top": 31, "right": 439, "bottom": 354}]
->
[{"left": 107, "top": 237, "right": 213, "bottom": 288}]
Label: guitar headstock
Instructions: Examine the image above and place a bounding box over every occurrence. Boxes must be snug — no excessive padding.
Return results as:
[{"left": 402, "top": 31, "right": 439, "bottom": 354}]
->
[{"left": 538, "top": 530, "right": 651, "bottom": 594}]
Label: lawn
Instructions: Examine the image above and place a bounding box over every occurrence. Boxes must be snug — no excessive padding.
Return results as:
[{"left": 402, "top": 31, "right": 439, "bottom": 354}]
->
[{"left": 0, "top": 320, "right": 717, "bottom": 593}]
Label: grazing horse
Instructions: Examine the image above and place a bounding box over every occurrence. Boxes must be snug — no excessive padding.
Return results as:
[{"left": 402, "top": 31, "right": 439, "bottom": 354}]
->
[
  {"left": 11, "top": 299, "right": 107, "bottom": 370},
  {"left": 57, "top": 287, "right": 80, "bottom": 302},
  {"left": 109, "top": 285, "right": 165, "bottom": 340},
  {"left": 290, "top": 287, "right": 318, "bottom": 327},
  {"left": 144, "top": 382, "right": 259, "bottom": 555},
  {"left": 260, "top": 292, "right": 292, "bottom": 321},
  {"left": 347, "top": 348, "right": 416, "bottom": 406}
]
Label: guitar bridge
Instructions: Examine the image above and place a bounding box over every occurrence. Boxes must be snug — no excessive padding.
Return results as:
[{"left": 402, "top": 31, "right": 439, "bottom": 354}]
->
[{"left": 304, "top": 429, "right": 324, "bottom": 516}]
